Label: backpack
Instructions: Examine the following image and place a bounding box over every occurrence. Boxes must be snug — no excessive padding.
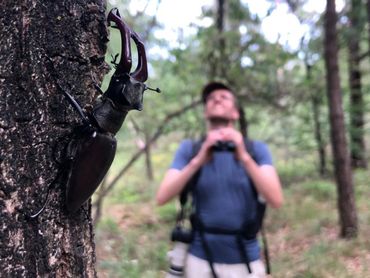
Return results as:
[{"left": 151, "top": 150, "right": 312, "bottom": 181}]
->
[{"left": 175, "top": 138, "right": 270, "bottom": 277}]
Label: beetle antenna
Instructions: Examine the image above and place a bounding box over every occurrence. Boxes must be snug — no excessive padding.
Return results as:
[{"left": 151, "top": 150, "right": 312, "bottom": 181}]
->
[{"left": 145, "top": 86, "right": 161, "bottom": 93}]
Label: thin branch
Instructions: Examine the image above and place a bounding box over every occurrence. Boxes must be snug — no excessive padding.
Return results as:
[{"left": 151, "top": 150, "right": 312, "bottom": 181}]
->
[
  {"left": 129, "top": 117, "right": 143, "bottom": 134},
  {"left": 358, "top": 49, "right": 370, "bottom": 61},
  {"left": 92, "top": 98, "right": 202, "bottom": 206}
]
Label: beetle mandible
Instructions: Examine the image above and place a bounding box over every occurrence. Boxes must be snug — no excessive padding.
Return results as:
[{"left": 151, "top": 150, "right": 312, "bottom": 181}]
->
[{"left": 31, "top": 8, "right": 160, "bottom": 217}]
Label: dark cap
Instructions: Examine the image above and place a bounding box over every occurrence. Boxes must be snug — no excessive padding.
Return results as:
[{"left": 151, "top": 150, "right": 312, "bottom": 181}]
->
[{"left": 201, "top": 81, "right": 233, "bottom": 104}]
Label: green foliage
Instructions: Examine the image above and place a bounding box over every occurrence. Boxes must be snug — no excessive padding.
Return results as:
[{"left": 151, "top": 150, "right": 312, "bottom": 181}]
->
[
  {"left": 155, "top": 202, "right": 177, "bottom": 223},
  {"left": 275, "top": 156, "right": 321, "bottom": 186},
  {"left": 94, "top": 1, "right": 370, "bottom": 276},
  {"left": 300, "top": 180, "right": 336, "bottom": 201},
  {"left": 97, "top": 217, "right": 121, "bottom": 235},
  {"left": 263, "top": 168, "right": 370, "bottom": 278},
  {"left": 95, "top": 156, "right": 370, "bottom": 277}
]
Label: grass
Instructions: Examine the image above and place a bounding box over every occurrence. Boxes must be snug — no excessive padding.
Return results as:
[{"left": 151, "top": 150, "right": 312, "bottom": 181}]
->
[
  {"left": 95, "top": 203, "right": 171, "bottom": 278},
  {"left": 94, "top": 155, "right": 370, "bottom": 278}
]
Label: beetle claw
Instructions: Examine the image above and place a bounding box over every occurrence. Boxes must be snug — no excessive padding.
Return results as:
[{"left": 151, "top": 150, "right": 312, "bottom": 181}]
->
[
  {"left": 107, "top": 9, "right": 149, "bottom": 83},
  {"left": 130, "top": 31, "right": 148, "bottom": 82},
  {"left": 107, "top": 9, "right": 132, "bottom": 74}
]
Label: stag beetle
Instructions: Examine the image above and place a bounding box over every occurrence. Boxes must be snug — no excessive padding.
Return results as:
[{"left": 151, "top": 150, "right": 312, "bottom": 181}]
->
[{"left": 30, "top": 8, "right": 160, "bottom": 217}]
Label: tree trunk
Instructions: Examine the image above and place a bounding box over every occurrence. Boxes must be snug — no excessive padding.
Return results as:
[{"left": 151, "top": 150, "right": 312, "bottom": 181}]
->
[
  {"left": 144, "top": 132, "right": 154, "bottom": 181},
  {"left": 216, "top": 0, "right": 227, "bottom": 78},
  {"left": 367, "top": 0, "right": 370, "bottom": 62},
  {"left": 311, "top": 93, "right": 327, "bottom": 176},
  {"left": 0, "top": 0, "right": 107, "bottom": 276},
  {"left": 348, "top": 0, "right": 367, "bottom": 169},
  {"left": 306, "top": 64, "right": 327, "bottom": 176},
  {"left": 209, "top": 0, "right": 227, "bottom": 79},
  {"left": 324, "top": 0, "right": 358, "bottom": 238}
]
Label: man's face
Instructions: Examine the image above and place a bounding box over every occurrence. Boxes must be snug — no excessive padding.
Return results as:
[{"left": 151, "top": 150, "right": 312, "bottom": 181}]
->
[{"left": 204, "top": 89, "right": 239, "bottom": 121}]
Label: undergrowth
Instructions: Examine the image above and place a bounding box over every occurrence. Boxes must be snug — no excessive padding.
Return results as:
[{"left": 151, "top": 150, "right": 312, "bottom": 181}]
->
[{"left": 95, "top": 156, "right": 370, "bottom": 278}]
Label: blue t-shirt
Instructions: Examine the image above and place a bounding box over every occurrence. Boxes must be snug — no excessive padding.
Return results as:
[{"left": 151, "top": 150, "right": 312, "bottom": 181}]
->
[{"left": 170, "top": 139, "right": 273, "bottom": 264}]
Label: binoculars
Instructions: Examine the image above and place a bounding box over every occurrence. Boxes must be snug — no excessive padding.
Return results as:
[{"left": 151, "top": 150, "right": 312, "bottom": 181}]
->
[{"left": 211, "top": 140, "right": 236, "bottom": 152}]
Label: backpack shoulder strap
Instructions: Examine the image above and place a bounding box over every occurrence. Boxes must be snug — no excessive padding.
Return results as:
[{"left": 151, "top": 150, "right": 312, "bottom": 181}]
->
[
  {"left": 244, "top": 139, "right": 261, "bottom": 199},
  {"left": 244, "top": 138, "right": 271, "bottom": 274},
  {"left": 177, "top": 139, "right": 203, "bottom": 221}
]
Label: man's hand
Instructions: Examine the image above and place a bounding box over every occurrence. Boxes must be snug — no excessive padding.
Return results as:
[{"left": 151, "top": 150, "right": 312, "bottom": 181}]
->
[
  {"left": 194, "top": 127, "right": 252, "bottom": 165},
  {"left": 193, "top": 129, "right": 229, "bottom": 166},
  {"left": 216, "top": 127, "right": 251, "bottom": 161}
]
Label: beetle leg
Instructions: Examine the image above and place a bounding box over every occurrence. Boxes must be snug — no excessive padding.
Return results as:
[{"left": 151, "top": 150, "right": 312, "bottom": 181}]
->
[
  {"left": 110, "top": 53, "right": 120, "bottom": 69},
  {"left": 28, "top": 170, "right": 63, "bottom": 219},
  {"left": 62, "top": 91, "right": 91, "bottom": 126},
  {"left": 29, "top": 191, "right": 51, "bottom": 218},
  {"left": 130, "top": 31, "right": 148, "bottom": 82},
  {"left": 93, "top": 84, "right": 104, "bottom": 95},
  {"left": 45, "top": 55, "right": 91, "bottom": 126},
  {"left": 107, "top": 8, "right": 132, "bottom": 75}
]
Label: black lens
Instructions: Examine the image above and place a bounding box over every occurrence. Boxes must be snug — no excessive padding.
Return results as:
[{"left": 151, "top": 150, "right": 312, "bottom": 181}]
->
[
  {"left": 171, "top": 227, "right": 193, "bottom": 243},
  {"left": 211, "top": 141, "right": 235, "bottom": 152}
]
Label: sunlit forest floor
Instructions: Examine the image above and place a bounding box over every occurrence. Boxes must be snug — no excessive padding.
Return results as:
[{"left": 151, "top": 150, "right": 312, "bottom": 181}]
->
[{"left": 95, "top": 159, "right": 370, "bottom": 278}]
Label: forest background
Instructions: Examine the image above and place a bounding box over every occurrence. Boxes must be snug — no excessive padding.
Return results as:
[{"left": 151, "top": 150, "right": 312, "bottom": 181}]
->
[
  {"left": 94, "top": 0, "right": 370, "bottom": 277},
  {"left": 0, "top": 0, "right": 369, "bottom": 277}
]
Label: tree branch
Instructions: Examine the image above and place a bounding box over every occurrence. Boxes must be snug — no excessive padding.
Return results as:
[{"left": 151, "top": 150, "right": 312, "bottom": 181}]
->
[
  {"left": 92, "top": 98, "right": 202, "bottom": 213},
  {"left": 358, "top": 49, "right": 370, "bottom": 61}
]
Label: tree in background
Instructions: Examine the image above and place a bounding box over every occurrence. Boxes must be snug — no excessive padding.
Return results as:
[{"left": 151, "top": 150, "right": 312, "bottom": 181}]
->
[
  {"left": 305, "top": 62, "right": 328, "bottom": 176},
  {"left": 289, "top": 0, "right": 330, "bottom": 177},
  {"left": 347, "top": 0, "right": 367, "bottom": 169},
  {"left": 0, "top": 1, "right": 107, "bottom": 275},
  {"left": 212, "top": 0, "right": 227, "bottom": 78},
  {"left": 89, "top": 1, "right": 367, "bottom": 240},
  {"left": 324, "top": 0, "right": 358, "bottom": 238}
]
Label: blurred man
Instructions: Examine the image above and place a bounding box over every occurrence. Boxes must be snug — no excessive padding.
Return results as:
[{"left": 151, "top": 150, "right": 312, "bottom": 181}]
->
[{"left": 157, "top": 82, "right": 283, "bottom": 278}]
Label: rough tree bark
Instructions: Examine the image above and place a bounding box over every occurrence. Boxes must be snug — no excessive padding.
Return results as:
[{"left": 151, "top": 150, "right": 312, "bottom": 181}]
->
[
  {"left": 0, "top": 0, "right": 108, "bottom": 276},
  {"left": 324, "top": 0, "right": 358, "bottom": 238}
]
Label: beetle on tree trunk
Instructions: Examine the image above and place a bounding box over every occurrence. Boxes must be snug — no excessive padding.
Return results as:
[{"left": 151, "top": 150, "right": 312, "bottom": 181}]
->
[{"left": 31, "top": 8, "right": 160, "bottom": 217}]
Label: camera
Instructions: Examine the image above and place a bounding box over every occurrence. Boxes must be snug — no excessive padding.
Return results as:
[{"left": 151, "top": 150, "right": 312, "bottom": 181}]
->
[
  {"left": 211, "top": 140, "right": 236, "bottom": 152},
  {"left": 171, "top": 226, "right": 193, "bottom": 243},
  {"left": 166, "top": 226, "right": 193, "bottom": 278}
]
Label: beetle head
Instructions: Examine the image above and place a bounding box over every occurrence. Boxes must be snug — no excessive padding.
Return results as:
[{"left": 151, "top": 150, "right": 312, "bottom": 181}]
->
[{"left": 105, "top": 73, "right": 145, "bottom": 111}]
